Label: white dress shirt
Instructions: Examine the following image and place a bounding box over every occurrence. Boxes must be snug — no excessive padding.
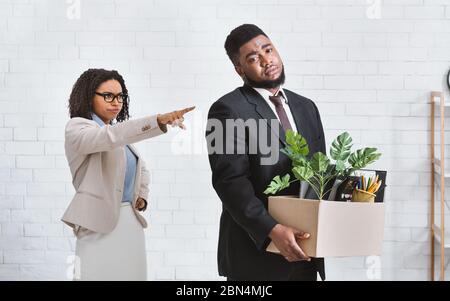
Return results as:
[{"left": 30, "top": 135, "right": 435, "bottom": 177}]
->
[{"left": 252, "top": 87, "right": 298, "bottom": 133}]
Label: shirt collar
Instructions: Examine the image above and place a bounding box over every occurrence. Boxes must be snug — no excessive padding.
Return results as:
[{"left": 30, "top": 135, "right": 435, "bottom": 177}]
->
[
  {"left": 252, "top": 87, "right": 288, "bottom": 104},
  {"left": 92, "top": 113, "right": 106, "bottom": 127}
]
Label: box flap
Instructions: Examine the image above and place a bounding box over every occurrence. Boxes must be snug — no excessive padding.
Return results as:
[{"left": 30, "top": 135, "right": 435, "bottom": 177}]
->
[{"left": 267, "top": 196, "right": 320, "bottom": 257}]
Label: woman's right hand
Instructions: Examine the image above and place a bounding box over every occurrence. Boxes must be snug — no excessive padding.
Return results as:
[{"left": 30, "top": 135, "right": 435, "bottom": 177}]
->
[{"left": 157, "top": 106, "right": 195, "bottom": 130}]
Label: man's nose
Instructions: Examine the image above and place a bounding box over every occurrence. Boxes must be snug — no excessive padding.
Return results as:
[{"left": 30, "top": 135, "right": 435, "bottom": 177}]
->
[{"left": 260, "top": 55, "right": 272, "bottom": 67}]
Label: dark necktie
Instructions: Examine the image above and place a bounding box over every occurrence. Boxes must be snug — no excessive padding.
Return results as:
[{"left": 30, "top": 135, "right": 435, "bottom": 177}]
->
[{"left": 269, "top": 93, "right": 293, "bottom": 132}]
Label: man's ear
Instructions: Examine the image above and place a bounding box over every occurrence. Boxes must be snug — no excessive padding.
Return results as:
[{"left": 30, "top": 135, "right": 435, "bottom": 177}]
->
[{"left": 234, "top": 64, "right": 244, "bottom": 78}]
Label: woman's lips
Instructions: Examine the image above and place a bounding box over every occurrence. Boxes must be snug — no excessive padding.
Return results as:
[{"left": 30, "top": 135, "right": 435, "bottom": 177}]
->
[{"left": 108, "top": 109, "right": 120, "bottom": 114}]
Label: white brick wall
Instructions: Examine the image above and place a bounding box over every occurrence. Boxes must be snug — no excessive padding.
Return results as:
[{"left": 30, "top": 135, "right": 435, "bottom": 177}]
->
[{"left": 1, "top": 0, "right": 450, "bottom": 281}]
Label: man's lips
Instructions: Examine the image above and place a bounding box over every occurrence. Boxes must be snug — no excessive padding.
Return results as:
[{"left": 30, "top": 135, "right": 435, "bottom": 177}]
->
[{"left": 264, "top": 66, "right": 279, "bottom": 77}]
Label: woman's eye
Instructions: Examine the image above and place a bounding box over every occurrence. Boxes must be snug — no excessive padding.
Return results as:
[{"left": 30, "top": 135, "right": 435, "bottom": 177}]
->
[{"left": 266, "top": 48, "right": 273, "bottom": 53}]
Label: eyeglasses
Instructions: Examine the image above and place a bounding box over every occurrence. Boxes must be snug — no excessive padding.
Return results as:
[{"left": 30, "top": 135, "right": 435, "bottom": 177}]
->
[{"left": 95, "top": 92, "right": 129, "bottom": 103}]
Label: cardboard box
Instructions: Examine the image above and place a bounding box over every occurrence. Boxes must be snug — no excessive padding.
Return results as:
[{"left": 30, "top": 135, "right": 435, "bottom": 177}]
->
[{"left": 266, "top": 196, "right": 385, "bottom": 257}]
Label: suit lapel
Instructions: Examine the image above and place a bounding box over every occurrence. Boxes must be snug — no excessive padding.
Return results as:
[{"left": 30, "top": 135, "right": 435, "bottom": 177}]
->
[{"left": 240, "top": 85, "right": 287, "bottom": 147}]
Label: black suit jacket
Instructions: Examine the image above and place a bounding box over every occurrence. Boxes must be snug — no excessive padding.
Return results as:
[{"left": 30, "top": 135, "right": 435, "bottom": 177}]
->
[{"left": 206, "top": 85, "right": 326, "bottom": 280}]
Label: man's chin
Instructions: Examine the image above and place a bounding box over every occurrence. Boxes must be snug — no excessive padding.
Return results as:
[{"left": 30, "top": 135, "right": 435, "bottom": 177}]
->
[
  {"left": 265, "top": 74, "right": 281, "bottom": 82},
  {"left": 246, "top": 76, "right": 285, "bottom": 89},
  {"left": 245, "top": 68, "right": 286, "bottom": 89}
]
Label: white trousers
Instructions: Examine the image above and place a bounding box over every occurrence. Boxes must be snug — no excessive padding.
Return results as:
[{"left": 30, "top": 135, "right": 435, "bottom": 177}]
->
[{"left": 74, "top": 203, "right": 147, "bottom": 281}]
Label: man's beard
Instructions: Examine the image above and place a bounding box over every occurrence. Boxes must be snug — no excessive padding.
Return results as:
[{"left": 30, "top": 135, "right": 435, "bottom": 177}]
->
[{"left": 244, "top": 66, "right": 286, "bottom": 89}]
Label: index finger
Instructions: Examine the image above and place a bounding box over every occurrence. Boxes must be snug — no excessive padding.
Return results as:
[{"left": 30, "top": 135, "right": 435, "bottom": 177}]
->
[{"left": 178, "top": 106, "right": 196, "bottom": 115}]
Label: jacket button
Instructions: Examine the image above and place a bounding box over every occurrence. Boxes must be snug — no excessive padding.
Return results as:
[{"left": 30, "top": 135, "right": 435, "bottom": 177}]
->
[{"left": 141, "top": 125, "right": 152, "bottom": 131}]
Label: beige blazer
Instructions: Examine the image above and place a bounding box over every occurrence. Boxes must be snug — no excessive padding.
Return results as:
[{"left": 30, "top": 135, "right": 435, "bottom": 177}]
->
[{"left": 61, "top": 115, "right": 166, "bottom": 234}]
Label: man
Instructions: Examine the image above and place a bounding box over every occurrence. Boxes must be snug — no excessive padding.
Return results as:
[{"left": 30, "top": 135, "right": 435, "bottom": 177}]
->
[{"left": 206, "top": 24, "right": 326, "bottom": 281}]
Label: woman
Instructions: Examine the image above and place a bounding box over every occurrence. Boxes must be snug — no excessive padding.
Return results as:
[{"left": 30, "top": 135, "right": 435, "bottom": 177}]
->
[{"left": 62, "top": 68, "right": 194, "bottom": 281}]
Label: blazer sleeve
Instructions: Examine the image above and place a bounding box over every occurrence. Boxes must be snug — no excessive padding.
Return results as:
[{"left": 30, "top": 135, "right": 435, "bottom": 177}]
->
[
  {"left": 65, "top": 115, "right": 167, "bottom": 155},
  {"left": 206, "top": 101, "right": 278, "bottom": 251}
]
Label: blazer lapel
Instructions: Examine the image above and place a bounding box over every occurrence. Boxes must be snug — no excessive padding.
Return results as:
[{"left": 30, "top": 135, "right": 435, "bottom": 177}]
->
[
  {"left": 240, "top": 85, "right": 287, "bottom": 147},
  {"left": 127, "top": 144, "right": 140, "bottom": 159}
]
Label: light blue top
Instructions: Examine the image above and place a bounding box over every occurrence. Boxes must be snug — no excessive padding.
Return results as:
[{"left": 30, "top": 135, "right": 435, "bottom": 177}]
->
[{"left": 92, "top": 114, "right": 137, "bottom": 203}]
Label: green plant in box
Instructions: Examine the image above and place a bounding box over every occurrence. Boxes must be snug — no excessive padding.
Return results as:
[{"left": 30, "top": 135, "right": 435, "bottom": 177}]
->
[{"left": 264, "top": 130, "right": 382, "bottom": 200}]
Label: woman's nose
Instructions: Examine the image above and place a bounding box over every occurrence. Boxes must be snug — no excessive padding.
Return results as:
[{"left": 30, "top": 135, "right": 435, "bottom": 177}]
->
[{"left": 111, "top": 98, "right": 121, "bottom": 105}]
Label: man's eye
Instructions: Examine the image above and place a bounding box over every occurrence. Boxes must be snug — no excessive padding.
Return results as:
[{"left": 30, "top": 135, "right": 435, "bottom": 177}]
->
[
  {"left": 266, "top": 48, "right": 273, "bottom": 53},
  {"left": 249, "top": 57, "right": 257, "bottom": 63}
]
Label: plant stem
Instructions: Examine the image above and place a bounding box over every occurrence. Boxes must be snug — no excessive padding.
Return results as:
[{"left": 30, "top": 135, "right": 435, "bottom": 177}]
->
[
  {"left": 304, "top": 178, "right": 323, "bottom": 200},
  {"left": 288, "top": 179, "right": 299, "bottom": 186}
]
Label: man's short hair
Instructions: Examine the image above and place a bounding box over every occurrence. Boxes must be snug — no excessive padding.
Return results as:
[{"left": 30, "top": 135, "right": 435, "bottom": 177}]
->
[{"left": 224, "top": 24, "right": 268, "bottom": 65}]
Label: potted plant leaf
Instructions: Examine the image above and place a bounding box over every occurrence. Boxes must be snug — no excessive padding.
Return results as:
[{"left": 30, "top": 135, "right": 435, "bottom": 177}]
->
[{"left": 264, "top": 130, "right": 382, "bottom": 201}]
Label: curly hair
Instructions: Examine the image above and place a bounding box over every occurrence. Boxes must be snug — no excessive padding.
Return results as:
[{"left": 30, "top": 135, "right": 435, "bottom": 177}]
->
[{"left": 68, "top": 68, "right": 130, "bottom": 122}]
